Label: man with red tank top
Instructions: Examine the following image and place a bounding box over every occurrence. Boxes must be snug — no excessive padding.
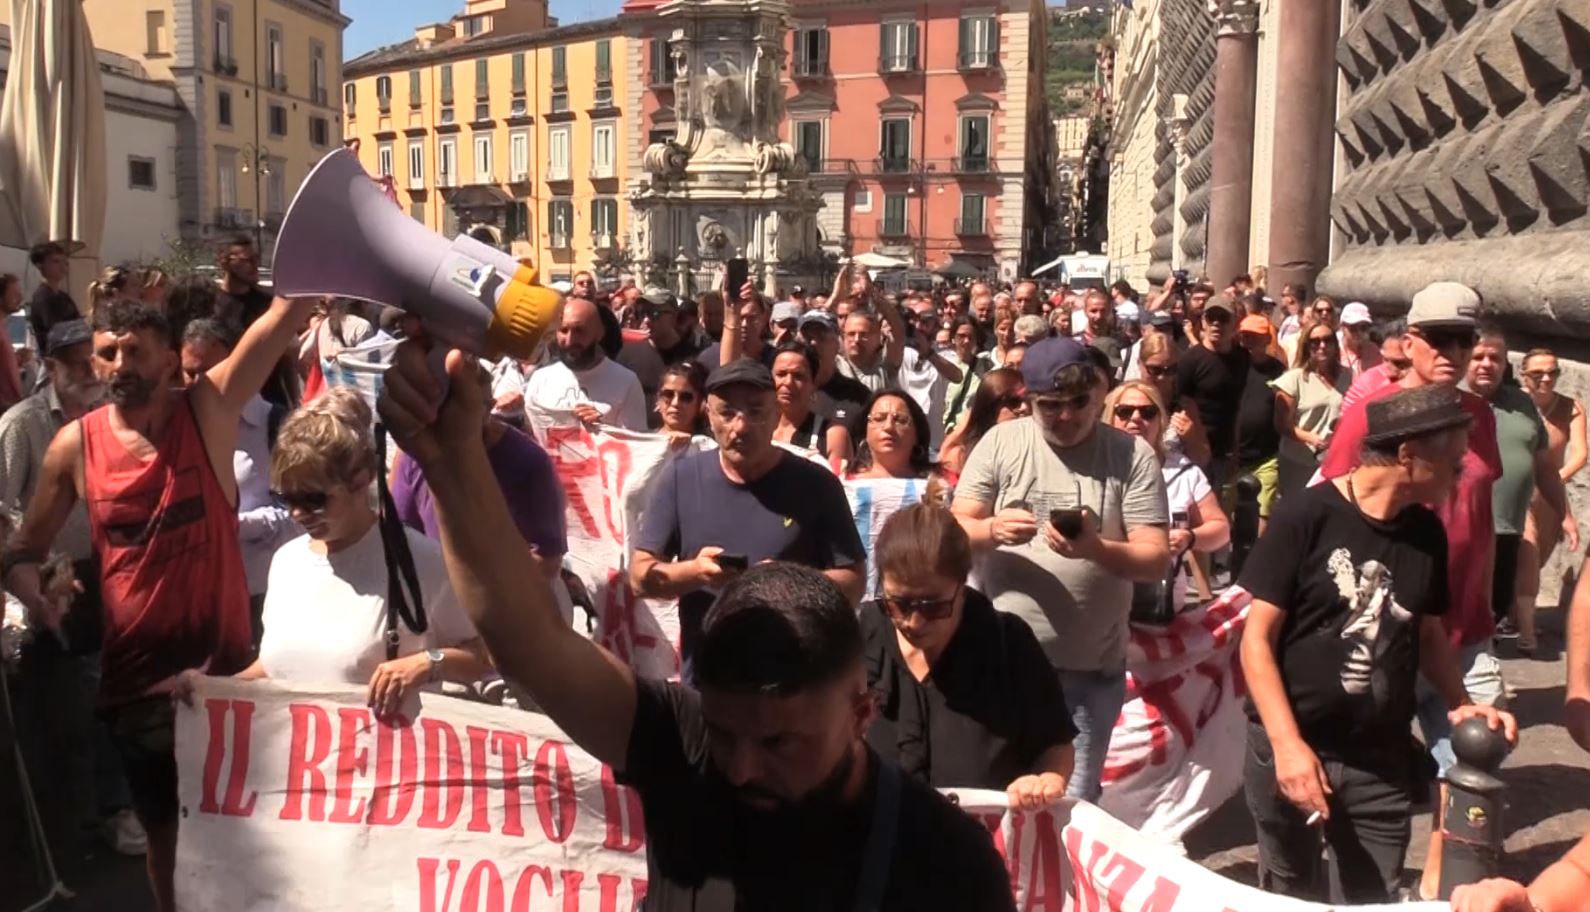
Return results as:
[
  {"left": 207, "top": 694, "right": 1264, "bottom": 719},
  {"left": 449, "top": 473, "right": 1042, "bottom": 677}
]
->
[{"left": 2, "top": 296, "right": 312, "bottom": 912}]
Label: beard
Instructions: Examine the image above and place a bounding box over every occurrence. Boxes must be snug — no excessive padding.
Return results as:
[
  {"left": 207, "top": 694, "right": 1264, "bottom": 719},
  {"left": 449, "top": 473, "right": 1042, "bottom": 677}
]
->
[
  {"left": 558, "top": 342, "right": 601, "bottom": 371},
  {"left": 730, "top": 741, "right": 860, "bottom": 823},
  {"left": 59, "top": 379, "right": 105, "bottom": 410},
  {"left": 108, "top": 373, "right": 157, "bottom": 408}
]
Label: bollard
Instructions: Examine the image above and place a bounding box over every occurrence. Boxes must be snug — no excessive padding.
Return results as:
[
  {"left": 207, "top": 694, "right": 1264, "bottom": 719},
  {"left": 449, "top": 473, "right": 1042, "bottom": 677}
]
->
[
  {"left": 1228, "top": 473, "right": 1261, "bottom": 580},
  {"left": 1438, "top": 716, "right": 1512, "bottom": 899}
]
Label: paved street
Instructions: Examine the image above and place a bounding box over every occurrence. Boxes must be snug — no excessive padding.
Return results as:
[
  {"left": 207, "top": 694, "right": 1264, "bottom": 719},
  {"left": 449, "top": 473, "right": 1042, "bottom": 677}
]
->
[{"left": 3, "top": 607, "right": 1585, "bottom": 911}]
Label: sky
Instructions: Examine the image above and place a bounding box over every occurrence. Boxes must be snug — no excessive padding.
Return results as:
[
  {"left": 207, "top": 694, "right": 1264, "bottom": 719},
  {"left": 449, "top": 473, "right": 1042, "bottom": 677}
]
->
[{"left": 342, "top": 0, "right": 626, "bottom": 58}]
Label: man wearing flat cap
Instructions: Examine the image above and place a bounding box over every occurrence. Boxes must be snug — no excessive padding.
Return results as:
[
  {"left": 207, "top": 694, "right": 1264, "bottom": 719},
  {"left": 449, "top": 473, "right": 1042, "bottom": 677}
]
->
[{"left": 1241, "top": 383, "right": 1518, "bottom": 904}]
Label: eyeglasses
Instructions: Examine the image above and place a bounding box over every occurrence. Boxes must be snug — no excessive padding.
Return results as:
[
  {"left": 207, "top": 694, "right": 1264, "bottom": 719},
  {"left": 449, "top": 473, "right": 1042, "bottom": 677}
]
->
[
  {"left": 997, "top": 396, "right": 1028, "bottom": 413},
  {"left": 1202, "top": 310, "right": 1232, "bottom": 325},
  {"left": 1033, "top": 393, "right": 1091, "bottom": 414},
  {"left": 879, "top": 585, "right": 962, "bottom": 621},
  {"left": 1142, "top": 364, "right": 1175, "bottom": 379},
  {"left": 658, "top": 389, "right": 697, "bottom": 404},
  {"left": 1312, "top": 305, "right": 1334, "bottom": 315},
  {"left": 273, "top": 488, "right": 330, "bottom": 514},
  {"left": 1412, "top": 328, "right": 1478, "bottom": 352},
  {"left": 1307, "top": 336, "right": 1337, "bottom": 349},
  {"left": 1524, "top": 369, "right": 1561, "bottom": 382},
  {"left": 1113, "top": 403, "right": 1160, "bottom": 421},
  {"left": 867, "top": 412, "right": 913, "bottom": 429}
]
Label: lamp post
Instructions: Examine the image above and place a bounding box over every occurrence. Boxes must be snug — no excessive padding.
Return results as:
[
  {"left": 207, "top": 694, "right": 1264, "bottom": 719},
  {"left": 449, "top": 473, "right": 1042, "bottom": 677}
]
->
[{"left": 239, "top": 143, "right": 273, "bottom": 251}]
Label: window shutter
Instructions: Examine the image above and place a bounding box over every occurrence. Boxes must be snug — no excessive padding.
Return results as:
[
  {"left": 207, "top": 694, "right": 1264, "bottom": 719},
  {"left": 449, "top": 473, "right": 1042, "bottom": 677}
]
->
[
  {"left": 989, "top": 17, "right": 1000, "bottom": 59},
  {"left": 907, "top": 23, "right": 919, "bottom": 67},
  {"left": 879, "top": 23, "right": 889, "bottom": 65},
  {"left": 958, "top": 17, "right": 969, "bottom": 61},
  {"left": 818, "top": 29, "right": 830, "bottom": 69}
]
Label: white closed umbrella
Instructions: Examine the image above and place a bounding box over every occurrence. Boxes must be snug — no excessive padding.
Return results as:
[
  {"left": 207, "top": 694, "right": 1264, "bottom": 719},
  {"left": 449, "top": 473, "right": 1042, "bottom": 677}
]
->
[{"left": 0, "top": 0, "right": 107, "bottom": 257}]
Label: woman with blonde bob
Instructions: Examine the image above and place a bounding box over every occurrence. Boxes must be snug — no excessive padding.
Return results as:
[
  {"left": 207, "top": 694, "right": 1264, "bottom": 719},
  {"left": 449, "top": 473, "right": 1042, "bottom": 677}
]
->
[{"left": 180, "top": 388, "right": 489, "bottom": 718}]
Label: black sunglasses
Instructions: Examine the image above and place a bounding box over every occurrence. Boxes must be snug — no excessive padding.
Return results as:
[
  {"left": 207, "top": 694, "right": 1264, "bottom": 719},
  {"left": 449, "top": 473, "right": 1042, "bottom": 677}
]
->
[
  {"left": 1143, "top": 364, "right": 1175, "bottom": 379},
  {"left": 273, "top": 488, "right": 330, "bottom": 514},
  {"left": 1202, "top": 309, "right": 1232, "bottom": 324},
  {"left": 658, "top": 389, "right": 697, "bottom": 404},
  {"left": 1307, "top": 335, "right": 1337, "bottom": 349},
  {"left": 1113, "top": 403, "right": 1160, "bottom": 421},
  {"left": 878, "top": 585, "right": 962, "bottom": 621},
  {"left": 1413, "top": 327, "right": 1478, "bottom": 351}
]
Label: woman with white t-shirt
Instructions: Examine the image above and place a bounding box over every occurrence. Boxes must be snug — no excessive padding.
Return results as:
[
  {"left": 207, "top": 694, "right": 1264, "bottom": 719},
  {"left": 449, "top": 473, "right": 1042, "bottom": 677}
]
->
[
  {"left": 181, "top": 389, "right": 489, "bottom": 719},
  {"left": 1106, "top": 381, "right": 1231, "bottom": 616}
]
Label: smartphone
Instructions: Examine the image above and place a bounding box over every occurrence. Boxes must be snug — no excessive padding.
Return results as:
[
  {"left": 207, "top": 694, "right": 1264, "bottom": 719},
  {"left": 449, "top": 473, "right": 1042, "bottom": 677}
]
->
[
  {"left": 717, "top": 553, "right": 749, "bottom": 571},
  {"left": 1050, "top": 508, "right": 1085, "bottom": 539},
  {"left": 726, "top": 257, "right": 749, "bottom": 304}
]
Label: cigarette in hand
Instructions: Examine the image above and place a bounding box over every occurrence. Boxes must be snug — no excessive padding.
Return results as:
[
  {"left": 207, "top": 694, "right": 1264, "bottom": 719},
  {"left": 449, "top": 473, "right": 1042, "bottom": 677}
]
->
[{"left": 1305, "top": 811, "right": 1323, "bottom": 826}]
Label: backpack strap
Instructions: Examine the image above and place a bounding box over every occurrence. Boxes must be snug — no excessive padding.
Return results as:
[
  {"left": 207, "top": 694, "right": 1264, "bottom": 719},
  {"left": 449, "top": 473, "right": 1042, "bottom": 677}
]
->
[{"left": 851, "top": 760, "right": 903, "bottom": 912}]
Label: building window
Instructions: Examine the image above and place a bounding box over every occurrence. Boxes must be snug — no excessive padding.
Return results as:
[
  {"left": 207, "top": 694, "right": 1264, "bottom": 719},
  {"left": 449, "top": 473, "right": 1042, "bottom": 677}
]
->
[
  {"left": 591, "top": 122, "right": 616, "bottom": 179},
  {"left": 958, "top": 193, "right": 987, "bottom": 235},
  {"left": 958, "top": 14, "right": 996, "bottom": 69},
  {"left": 344, "top": 82, "right": 356, "bottom": 118},
  {"left": 793, "top": 27, "right": 829, "bottom": 77},
  {"left": 375, "top": 76, "right": 392, "bottom": 113},
  {"left": 128, "top": 156, "right": 157, "bottom": 190},
  {"left": 411, "top": 200, "right": 426, "bottom": 224},
  {"left": 510, "top": 97, "right": 528, "bottom": 117},
  {"left": 214, "top": 6, "right": 233, "bottom": 70},
  {"left": 958, "top": 114, "right": 990, "bottom": 171},
  {"left": 438, "top": 137, "right": 457, "bottom": 187},
  {"left": 266, "top": 24, "right": 285, "bottom": 91},
  {"left": 440, "top": 107, "right": 455, "bottom": 125},
  {"left": 551, "top": 46, "right": 567, "bottom": 89},
  {"left": 473, "top": 134, "right": 493, "bottom": 183},
  {"left": 311, "top": 42, "right": 326, "bottom": 104},
  {"left": 408, "top": 141, "right": 425, "bottom": 188},
  {"left": 409, "top": 70, "right": 422, "bottom": 108},
  {"left": 146, "top": 11, "right": 168, "bottom": 56},
  {"left": 793, "top": 120, "right": 823, "bottom": 172},
  {"left": 475, "top": 102, "right": 490, "bottom": 122},
  {"left": 879, "top": 20, "right": 919, "bottom": 73},
  {"left": 510, "top": 129, "right": 529, "bottom": 181},
  {"left": 267, "top": 160, "right": 287, "bottom": 217},
  {"left": 268, "top": 104, "right": 288, "bottom": 137},
  {"left": 649, "top": 36, "right": 670, "bottom": 86},
  {"left": 879, "top": 118, "right": 911, "bottom": 171},
  {"left": 506, "top": 201, "right": 530, "bottom": 241},
  {"left": 547, "top": 200, "right": 573, "bottom": 248},
  {"left": 648, "top": 127, "right": 675, "bottom": 146},
  {"left": 309, "top": 116, "right": 329, "bottom": 147},
  {"left": 378, "top": 141, "right": 394, "bottom": 178},
  {"left": 463, "top": 14, "right": 485, "bottom": 37},
  {"left": 882, "top": 193, "right": 909, "bottom": 236},
  {"left": 854, "top": 188, "right": 873, "bottom": 213},
  {"left": 216, "top": 147, "right": 239, "bottom": 210},
  {"left": 596, "top": 39, "right": 612, "bottom": 84},
  {"left": 547, "top": 126, "right": 570, "bottom": 181},
  {"left": 440, "top": 64, "right": 454, "bottom": 105},
  {"left": 475, "top": 58, "right": 489, "bottom": 99},
  {"left": 512, "top": 53, "right": 526, "bottom": 95},
  {"left": 550, "top": 92, "right": 569, "bottom": 114},
  {"left": 591, "top": 198, "right": 618, "bottom": 244},
  {"left": 217, "top": 89, "right": 233, "bottom": 128}
]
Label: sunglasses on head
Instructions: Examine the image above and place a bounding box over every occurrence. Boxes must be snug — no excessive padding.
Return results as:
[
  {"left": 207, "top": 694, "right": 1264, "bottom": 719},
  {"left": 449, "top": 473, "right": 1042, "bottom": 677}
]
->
[
  {"left": 273, "top": 488, "right": 330, "bottom": 514},
  {"left": 878, "top": 585, "right": 962, "bottom": 621},
  {"left": 1113, "top": 403, "right": 1160, "bottom": 421}
]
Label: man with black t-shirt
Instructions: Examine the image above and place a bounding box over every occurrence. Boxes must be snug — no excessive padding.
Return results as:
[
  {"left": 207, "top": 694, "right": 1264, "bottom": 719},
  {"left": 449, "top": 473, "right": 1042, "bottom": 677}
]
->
[
  {"left": 1239, "top": 385, "right": 1517, "bottom": 903},
  {"left": 376, "top": 345, "right": 1014, "bottom": 911},
  {"left": 27, "top": 242, "right": 79, "bottom": 346},
  {"left": 1176, "top": 296, "right": 1249, "bottom": 488},
  {"left": 632, "top": 359, "right": 866, "bottom": 661},
  {"left": 799, "top": 310, "right": 871, "bottom": 426},
  {"left": 214, "top": 236, "right": 296, "bottom": 407}
]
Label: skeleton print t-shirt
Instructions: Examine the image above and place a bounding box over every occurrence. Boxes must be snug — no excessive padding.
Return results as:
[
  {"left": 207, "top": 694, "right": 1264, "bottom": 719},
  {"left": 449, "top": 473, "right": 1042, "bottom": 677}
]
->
[{"left": 1239, "top": 480, "right": 1449, "bottom": 759}]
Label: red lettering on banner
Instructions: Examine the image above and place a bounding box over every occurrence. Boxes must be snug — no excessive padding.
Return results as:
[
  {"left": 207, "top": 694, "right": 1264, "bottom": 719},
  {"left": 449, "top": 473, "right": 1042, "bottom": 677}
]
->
[
  {"left": 418, "top": 857, "right": 462, "bottom": 912},
  {"left": 545, "top": 426, "right": 603, "bottom": 538},
  {"left": 559, "top": 870, "right": 585, "bottom": 912},
  {"left": 419, "top": 718, "right": 466, "bottom": 829},
  {"left": 280, "top": 703, "right": 333, "bottom": 821},
  {"left": 532, "top": 740, "right": 577, "bottom": 843},
  {"left": 599, "top": 764, "right": 645, "bottom": 853},
  {"left": 1064, "top": 827, "right": 1113, "bottom": 912},
  {"left": 1022, "top": 811, "right": 1066, "bottom": 912},
  {"left": 492, "top": 730, "right": 531, "bottom": 838},
  {"left": 1097, "top": 853, "right": 1145, "bottom": 909},
  {"left": 1137, "top": 878, "right": 1183, "bottom": 912},
  {"left": 461, "top": 860, "right": 505, "bottom": 912},
  {"left": 465, "top": 726, "right": 493, "bottom": 834},
  {"left": 369, "top": 718, "right": 419, "bottom": 826},
  {"left": 329, "top": 707, "right": 371, "bottom": 824},
  {"left": 199, "top": 698, "right": 259, "bottom": 818},
  {"left": 508, "top": 865, "right": 554, "bottom": 910},
  {"left": 592, "top": 436, "right": 634, "bottom": 542}
]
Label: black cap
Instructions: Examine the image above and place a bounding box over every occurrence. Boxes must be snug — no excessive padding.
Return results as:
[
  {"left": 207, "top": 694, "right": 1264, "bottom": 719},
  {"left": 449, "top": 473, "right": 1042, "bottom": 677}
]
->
[
  {"left": 1364, "top": 384, "right": 1473, "bottom": 447},
  {"left": 45, "top": 319, "right": 93, "bottom": 356},
  {"left": 705, "top": 358, "right": 775, "bottom": 394}
]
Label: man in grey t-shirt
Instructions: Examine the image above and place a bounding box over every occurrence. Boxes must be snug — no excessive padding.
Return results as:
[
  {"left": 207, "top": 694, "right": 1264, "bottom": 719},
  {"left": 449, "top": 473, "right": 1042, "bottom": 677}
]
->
[{"left": 952, "top": 336, "right": 1169, "bottom": 801}]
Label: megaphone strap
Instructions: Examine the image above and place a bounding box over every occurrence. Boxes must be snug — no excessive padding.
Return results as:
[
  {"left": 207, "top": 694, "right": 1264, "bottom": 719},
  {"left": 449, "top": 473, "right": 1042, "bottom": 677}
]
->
[{"left": 375, "top": 423, "right": 429, "bottom": 660}]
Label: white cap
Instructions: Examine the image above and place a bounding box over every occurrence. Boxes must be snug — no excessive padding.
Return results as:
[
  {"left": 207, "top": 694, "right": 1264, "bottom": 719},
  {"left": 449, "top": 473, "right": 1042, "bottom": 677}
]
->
[
  {"left": 1340, "top": 302, "right": 1373, "bottom": 326},
  {"left": 1115, "top": 301, "right": 1141, "bottom": 323}
]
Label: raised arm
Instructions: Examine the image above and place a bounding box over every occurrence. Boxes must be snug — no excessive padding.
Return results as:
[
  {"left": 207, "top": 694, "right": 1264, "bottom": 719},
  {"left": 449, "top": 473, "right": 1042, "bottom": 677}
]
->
[
  {"left": 378, "top": 342, "right": 638, "bottom": 770},
  {"left": 2, "top": 423, "right": 84, "bottom": 631},
  {"left": 878, "top": 296, "right": 907, "bottom": 371}
]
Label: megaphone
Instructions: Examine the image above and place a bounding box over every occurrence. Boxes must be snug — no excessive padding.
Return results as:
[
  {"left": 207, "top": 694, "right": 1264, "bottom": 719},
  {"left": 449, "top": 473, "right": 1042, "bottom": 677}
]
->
[{"left": 272, "top": 149, "right": 561, "bottom": 360}]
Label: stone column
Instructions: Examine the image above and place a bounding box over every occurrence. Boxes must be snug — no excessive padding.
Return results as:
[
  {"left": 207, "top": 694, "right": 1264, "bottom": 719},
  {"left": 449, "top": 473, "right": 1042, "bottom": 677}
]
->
[
  {"left": 1266, "top": 0, "right": 1341, "bottom": 295},
  {"left": 1167, "top": 93, "right": 1191, "bottom": 271},
  {"left": 1205, "top": 0, "right": 1260, "bottom": 288}
]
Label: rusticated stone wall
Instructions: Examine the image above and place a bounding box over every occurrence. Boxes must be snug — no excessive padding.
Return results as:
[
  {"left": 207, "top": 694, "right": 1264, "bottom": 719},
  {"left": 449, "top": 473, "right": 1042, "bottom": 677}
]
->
[
  {"left": 1321, "top": 0, "right": 1590, "bottom": 340},
  {"left": 1159, "top": 0, "right": 1216, "bottom": 281}
]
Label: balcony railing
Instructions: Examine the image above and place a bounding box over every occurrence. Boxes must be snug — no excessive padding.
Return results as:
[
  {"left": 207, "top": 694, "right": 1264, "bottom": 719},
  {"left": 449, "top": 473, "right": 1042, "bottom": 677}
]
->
[
  {"left": 876, "top": 219, "right": 910, "bottom": 238},
  {"left": 377, "top": 97, "right": 391, "bottom": 114},
  {"left": 214, "top": 54, "right": 238, "bottom": 76},
  {"left": 878, "top": 53, "right": 919, "bottom": 74},
  {"left": 953, "top": 155, "right": 993, "bottom": 174},
  {"left": 550, "top": 233, "right": 571, "bottom": 250},
  {"left": 214, "top": 207, "right": 253, "bottom": 229},
  {"left": 874, "top": 156, "right": 916, "bottom": 174},
  {"left": 269, "top": 72, "right": 288, "bottom": 92},
  {"left": 546, "top": 167, "right": 571, "bottom": 182},
  {"left": 592, "top": 232, "right": 617, "bottom": 250},
  {"left": 957, "top": 50, "right": 995, "bottom": 71},
  {"left": 314, "top": 87, "right": 328, "bottom": 106},
  {"left": 954, "top": 218, "right": 988, "bottom": 236},
  {"left": 793, "top": 56, "right": 829, "bottom": 78},
  {"left": 552, "top": 70, "right": 568, "bottom": 90}
]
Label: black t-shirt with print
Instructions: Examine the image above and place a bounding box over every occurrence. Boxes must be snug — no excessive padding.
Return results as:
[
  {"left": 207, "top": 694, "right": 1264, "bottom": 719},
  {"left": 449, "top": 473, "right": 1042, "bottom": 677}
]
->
[
  {"left": 1239, "top": 481, "right": 1449, "bottom": 761},
  {"left": 618, "top": 678, "right": 1017, "bottom": 912}
]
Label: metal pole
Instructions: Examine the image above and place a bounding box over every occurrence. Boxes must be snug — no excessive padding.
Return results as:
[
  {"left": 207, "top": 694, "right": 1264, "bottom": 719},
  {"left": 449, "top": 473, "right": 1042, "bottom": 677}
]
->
[
  {"left": 1229, "top": 472, "right": 1261, "bottom": 580},
  {"left": 1438, "top": 717, "right": 1512, "bottom": 898}
]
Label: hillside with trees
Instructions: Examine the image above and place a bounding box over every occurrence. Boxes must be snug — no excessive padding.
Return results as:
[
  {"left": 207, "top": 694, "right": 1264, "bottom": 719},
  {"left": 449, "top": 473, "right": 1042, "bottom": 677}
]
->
[{"left": 1046, "top": 7, "right": 1109, "bottom": 115}]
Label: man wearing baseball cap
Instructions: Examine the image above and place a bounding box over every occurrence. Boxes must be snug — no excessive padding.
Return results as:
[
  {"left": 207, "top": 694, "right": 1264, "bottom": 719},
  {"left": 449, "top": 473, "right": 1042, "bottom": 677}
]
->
[
  {"left": 952, "top": 337, "right": 1169, "bottom": 801},
  {"left": 798, "top": 309, "right": 870, "bottom": 426},
  {"left": 1242, "top": 383, "right": 1516, "bottom": 903},
  {"left": 1337, "top": 302, "right": 1381, "bottom": 377},
  {"left": 770, "top": 300, "right": 802, "bottom": 345},
  {"left": 632, "top": 358, "right": 865, "bottom": 661},
  {"left": 1176, "top": 294, "right": 1250, "bottom": 490},
  {"left": 1315, "top": 281, "right": 1508, "bottom": 900}
]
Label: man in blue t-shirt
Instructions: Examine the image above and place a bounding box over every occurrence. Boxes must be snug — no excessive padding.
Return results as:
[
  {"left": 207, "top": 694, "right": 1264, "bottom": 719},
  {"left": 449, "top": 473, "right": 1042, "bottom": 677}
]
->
[{"left": 631, "top": 359, "right": 866, "bottom": 661}]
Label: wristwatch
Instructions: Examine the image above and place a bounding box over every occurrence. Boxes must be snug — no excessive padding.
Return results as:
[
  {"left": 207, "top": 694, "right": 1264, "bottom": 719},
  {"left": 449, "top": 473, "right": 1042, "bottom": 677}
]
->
[{"left": 425, "top": 648, "right": 444, "bottom": 684}]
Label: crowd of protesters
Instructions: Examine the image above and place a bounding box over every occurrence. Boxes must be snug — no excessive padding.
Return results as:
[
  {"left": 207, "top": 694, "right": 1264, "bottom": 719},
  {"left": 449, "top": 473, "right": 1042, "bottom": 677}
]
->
[{"left": 2, "top": 235, "right": 1589, "bottom": 912}]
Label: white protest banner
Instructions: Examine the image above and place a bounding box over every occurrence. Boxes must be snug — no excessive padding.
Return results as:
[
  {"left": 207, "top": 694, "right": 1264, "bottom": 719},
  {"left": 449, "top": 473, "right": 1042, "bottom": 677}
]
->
[
  {"left": 1098, "top": 588, "right": 1252, "bottom": 848},
  {"left": 176, "top": 679, "right": 1442, "bottom": 912}
]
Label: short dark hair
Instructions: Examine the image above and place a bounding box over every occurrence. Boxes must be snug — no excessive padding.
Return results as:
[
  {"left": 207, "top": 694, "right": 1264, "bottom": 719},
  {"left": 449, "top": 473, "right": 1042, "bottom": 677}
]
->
[
  {"left": 92, "top": 299, "right": 176, "bottom": 349},
  {"left": 770, "top": 338, "right": 819, "bottom": 377},
  {"left": 850, "top": 388, "right": 936, "bottom": 476},
  {"left": 164, "top": 277, "right": 220, "bottom": 344},
  {"left": 661, "top": 359, "right": 708, "bottom": 398},
  {"left": 1109, "top": 280, "right": 1135, "bottom": 300},
  {"left": 694, "top": 563, "right": 863, "bottom": 694},
  {"left": 29, "top": 242, "right": 65, "bottom": 266},
  {"left": 226, "top": 234, "right": 255, "bottom": 251},
  {"left": 182, "top": 317, "right": 238, "bottom": 353},
  {"left": 876, "top": 502, "right": 973, "bottom": 586}
]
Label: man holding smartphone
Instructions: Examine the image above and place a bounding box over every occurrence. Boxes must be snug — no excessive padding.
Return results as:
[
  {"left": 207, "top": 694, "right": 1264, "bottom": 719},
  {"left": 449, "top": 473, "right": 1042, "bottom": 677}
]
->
[{"left": 951, "top": 337, "right": 1169, "bottom": 801}]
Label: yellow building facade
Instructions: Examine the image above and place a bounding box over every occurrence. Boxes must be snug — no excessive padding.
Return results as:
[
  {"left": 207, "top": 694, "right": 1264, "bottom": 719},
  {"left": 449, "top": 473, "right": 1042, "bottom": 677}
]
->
[
  {"left": 343, "top": 17, "right": 628, "bottom": 284},
  {"left": 0, "top": 0, "right": 352, "bottom": 253}
]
